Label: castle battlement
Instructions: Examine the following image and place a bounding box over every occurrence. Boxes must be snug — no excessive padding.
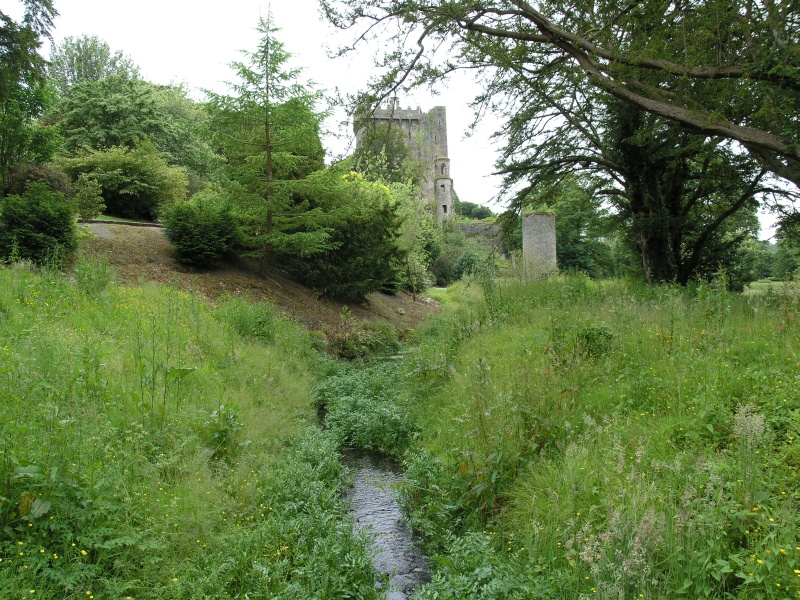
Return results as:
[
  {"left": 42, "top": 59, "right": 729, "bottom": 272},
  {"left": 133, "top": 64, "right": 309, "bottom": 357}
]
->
[{"left": 355, "top": 98, "right": 454, "bottom": 221}]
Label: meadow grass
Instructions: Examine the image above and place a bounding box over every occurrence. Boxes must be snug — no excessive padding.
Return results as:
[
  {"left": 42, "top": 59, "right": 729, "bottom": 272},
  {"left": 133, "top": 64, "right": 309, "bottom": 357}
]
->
[
  {"left": 399, "top": 274, "right": 800, "bottom": 599},
  {"left": 0, "top": 258, "right": 379, "bottom": 599}
]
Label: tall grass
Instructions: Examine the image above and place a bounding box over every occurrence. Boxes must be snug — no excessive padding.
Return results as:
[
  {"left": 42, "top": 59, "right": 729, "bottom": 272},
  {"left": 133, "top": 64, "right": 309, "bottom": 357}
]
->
[
  {"left": 401, "top": 274, "right": 800, "bottom": 599},
  {"left": 0, "top": 262, "right": 379, "bottom": 599}
]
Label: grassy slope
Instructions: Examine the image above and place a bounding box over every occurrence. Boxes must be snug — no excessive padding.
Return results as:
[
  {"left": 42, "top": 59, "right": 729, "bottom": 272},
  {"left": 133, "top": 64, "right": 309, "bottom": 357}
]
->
[
  {"left": 78, "top": 222, "right": 438, "bottom": 341},
  {"left": 0, "top": 261, "right": 380, "bottom": 599},
  {"left": 401, "top": 276, "right": 800, "bottom": 599}
]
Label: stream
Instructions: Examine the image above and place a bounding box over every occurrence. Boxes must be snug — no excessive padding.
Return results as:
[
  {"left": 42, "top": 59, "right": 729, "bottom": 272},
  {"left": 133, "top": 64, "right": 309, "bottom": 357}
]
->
[{"left": 343, "top": 451, "right": 430, "bottom": 599}]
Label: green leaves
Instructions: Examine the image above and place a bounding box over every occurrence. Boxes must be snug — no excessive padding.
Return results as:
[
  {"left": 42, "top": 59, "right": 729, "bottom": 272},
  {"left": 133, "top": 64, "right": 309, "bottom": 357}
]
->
[
  {"left": 162, "top": 191, "right": 239, "bottom": 266},
  {"left": 59, "top": 142, "right": 188, "bottom": 220},
  {"left": 0, "top": 181, "right": 77, "bottom": 265},
  {"left": 48, "top": 35, "right": 139, "bottom": 98}
]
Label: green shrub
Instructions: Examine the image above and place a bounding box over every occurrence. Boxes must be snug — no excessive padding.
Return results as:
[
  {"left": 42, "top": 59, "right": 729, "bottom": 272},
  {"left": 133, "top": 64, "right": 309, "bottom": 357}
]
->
[
  {"left": 59, "top": 141, "right": 187, "bottom": 220},
  {"left": 430, "top": 225, "right": 486, "bottom": 286},
  {"left": 278, "top": 173, "right": 404, "bottom": 302},
  {"left": 72, "top": 173, "right": 106, "bottom": 219},
  {"left": 0, "top": 182, "right": 77, "bottom": 265},
  {"left": 162, "top": 193, "right": 239, "bottom": 266},
  {"left": 453, "top": 249, "right": 483, "bottom": 280}
]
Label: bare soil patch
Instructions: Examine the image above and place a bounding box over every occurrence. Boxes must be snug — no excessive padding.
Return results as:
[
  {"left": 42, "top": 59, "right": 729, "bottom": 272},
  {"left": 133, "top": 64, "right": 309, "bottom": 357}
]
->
[{"left": 78, "top": 223, "right": 439, "bottom": 337}]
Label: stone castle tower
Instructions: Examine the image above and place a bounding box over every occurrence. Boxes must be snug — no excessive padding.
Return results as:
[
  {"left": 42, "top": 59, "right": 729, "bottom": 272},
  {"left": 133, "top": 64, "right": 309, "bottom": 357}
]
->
[{"left": 355, "top": 98, "right": 455, "bottom": 221}]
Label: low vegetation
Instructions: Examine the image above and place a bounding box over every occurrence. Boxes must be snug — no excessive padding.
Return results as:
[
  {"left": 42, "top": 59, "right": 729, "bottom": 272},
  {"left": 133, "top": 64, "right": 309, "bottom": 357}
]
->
[
  {"left": 0, "top": 259, "right": 380, "bottom": 599},
  {"left": 397, "top": 275, "right": 800, "bottom": 599},
  {"left": 307, "top": 271, "right": 799, "bottom": 598}
]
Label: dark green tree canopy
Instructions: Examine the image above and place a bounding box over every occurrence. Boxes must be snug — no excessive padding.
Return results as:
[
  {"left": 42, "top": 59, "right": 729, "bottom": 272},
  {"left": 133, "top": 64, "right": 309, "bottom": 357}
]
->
[{"left": 0, "top": 0, "right": 58, "bottom": 194}]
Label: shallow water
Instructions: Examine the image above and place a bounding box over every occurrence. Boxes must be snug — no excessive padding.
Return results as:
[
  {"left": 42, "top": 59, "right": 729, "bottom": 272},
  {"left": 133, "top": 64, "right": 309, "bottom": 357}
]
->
[{"left": 344, "top": 451, "right": 430, "bottom": 599}]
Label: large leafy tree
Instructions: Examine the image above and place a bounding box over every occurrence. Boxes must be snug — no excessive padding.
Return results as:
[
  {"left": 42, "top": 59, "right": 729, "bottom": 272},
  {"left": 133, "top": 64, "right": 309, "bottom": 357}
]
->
[
  {"left": 320, "top": 0, "right": 800, "bottom": 189},
  {"left": 504, "top": 89, "right": 778, "bottom": 283},
  {"left": 58, "top": 75, "right": 168, "bottom": 153},
  {"left": 56, "top": 76, "right": 217, "bottom": 177},
  {"left": 205, "top": 15, "right": 333, "bottom": 272},
  {"left": 0, "top": 0, "right": 57, "bottom": 195},
  {"left": 48, "top": 34, "right": 140, "bottom": 98}
]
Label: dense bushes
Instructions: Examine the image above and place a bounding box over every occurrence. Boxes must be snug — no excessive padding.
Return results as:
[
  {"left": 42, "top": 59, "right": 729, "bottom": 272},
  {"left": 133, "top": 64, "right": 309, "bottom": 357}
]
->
[
  {"left": 59, "top": 142, "right": 188, "bottom": 220},
  {"left": 278, "top": 173, "right": 404, "bottom": 302},
  {"left": 162, "top": 192, "right": 238, "bottom": 266},
  {"left": 0, "top": 182, "right": 77, "bottom": 265},
  {"left": 431, "top": 224, "right": 487, "bottom": 286}
]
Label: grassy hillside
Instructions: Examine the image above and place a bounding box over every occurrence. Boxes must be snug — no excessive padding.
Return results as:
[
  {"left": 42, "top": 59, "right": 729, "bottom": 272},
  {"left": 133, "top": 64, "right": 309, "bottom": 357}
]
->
[
  {"left": 0, "top": 259, "right": 381, "bottom": 599},
  {"left": 396, "top": 275, "right": 799, "bottom": 599},
  {"left": 4, "top": 249, "right": 799, "bottom": 599}
]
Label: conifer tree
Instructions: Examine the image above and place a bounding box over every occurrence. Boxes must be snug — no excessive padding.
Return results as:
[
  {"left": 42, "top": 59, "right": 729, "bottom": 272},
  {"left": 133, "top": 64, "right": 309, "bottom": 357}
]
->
[{"left": 205, "top": 14, "right": 331, "bottom": 273}]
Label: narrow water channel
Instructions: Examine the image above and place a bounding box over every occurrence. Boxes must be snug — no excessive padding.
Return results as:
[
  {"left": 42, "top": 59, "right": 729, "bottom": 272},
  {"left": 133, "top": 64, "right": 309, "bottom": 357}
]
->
[{"left": 343, "top": 451, "right": 430, "bottom": 599}]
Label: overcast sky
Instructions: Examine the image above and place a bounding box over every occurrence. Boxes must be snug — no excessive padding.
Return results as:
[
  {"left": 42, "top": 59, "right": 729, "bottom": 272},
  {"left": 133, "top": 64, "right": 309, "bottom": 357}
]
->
[{"left": 17, "top": 0, "right": 506, "bottom": 210}]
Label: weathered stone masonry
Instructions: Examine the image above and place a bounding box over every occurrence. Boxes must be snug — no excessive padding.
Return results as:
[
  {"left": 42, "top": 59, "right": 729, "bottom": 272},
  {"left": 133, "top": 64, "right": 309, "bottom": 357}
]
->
[{"left": 355, "top": 98, "right": 455, "bottom": 222}]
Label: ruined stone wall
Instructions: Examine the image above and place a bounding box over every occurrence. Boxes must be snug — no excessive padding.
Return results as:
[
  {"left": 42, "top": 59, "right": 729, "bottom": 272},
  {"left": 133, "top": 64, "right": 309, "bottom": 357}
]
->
[
  {"left": 460, "top": 222, "right": 504, "bottom": 254},
  {"left": 522, "top": 213, "right": 557, "bottom": 276},
  {"left": 355, "top": 99, "right": 454, "bottom": 221}
]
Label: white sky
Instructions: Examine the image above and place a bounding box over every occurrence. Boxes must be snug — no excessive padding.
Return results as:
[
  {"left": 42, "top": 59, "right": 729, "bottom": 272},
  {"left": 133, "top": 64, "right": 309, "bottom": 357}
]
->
[
  {"left": 5, "top": 0, "right": 779, "bottom": 236},
  {"left": 20, "top": 0, "right": 505, "bottom": 210}
]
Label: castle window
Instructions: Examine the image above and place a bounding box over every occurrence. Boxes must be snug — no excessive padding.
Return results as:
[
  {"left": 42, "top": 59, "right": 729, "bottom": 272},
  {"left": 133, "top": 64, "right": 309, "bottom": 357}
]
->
[
  {"left": 441, "top": 164, "right": 446, "bottom": 175},
  {"left": 442, "top": 205, "right": 448, "bottom": 214},
  {"left": 440, "top": 184, "right": 445, "bottom": 190},
  {"left": 434, "top": 135, "right": 437, "bottom": 142}
]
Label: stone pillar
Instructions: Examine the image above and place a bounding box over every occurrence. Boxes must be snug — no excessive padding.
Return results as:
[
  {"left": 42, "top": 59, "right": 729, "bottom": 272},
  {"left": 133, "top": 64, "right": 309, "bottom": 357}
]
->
[{"left": 522, "top": 212, "right": 557, "bottom": 277}]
